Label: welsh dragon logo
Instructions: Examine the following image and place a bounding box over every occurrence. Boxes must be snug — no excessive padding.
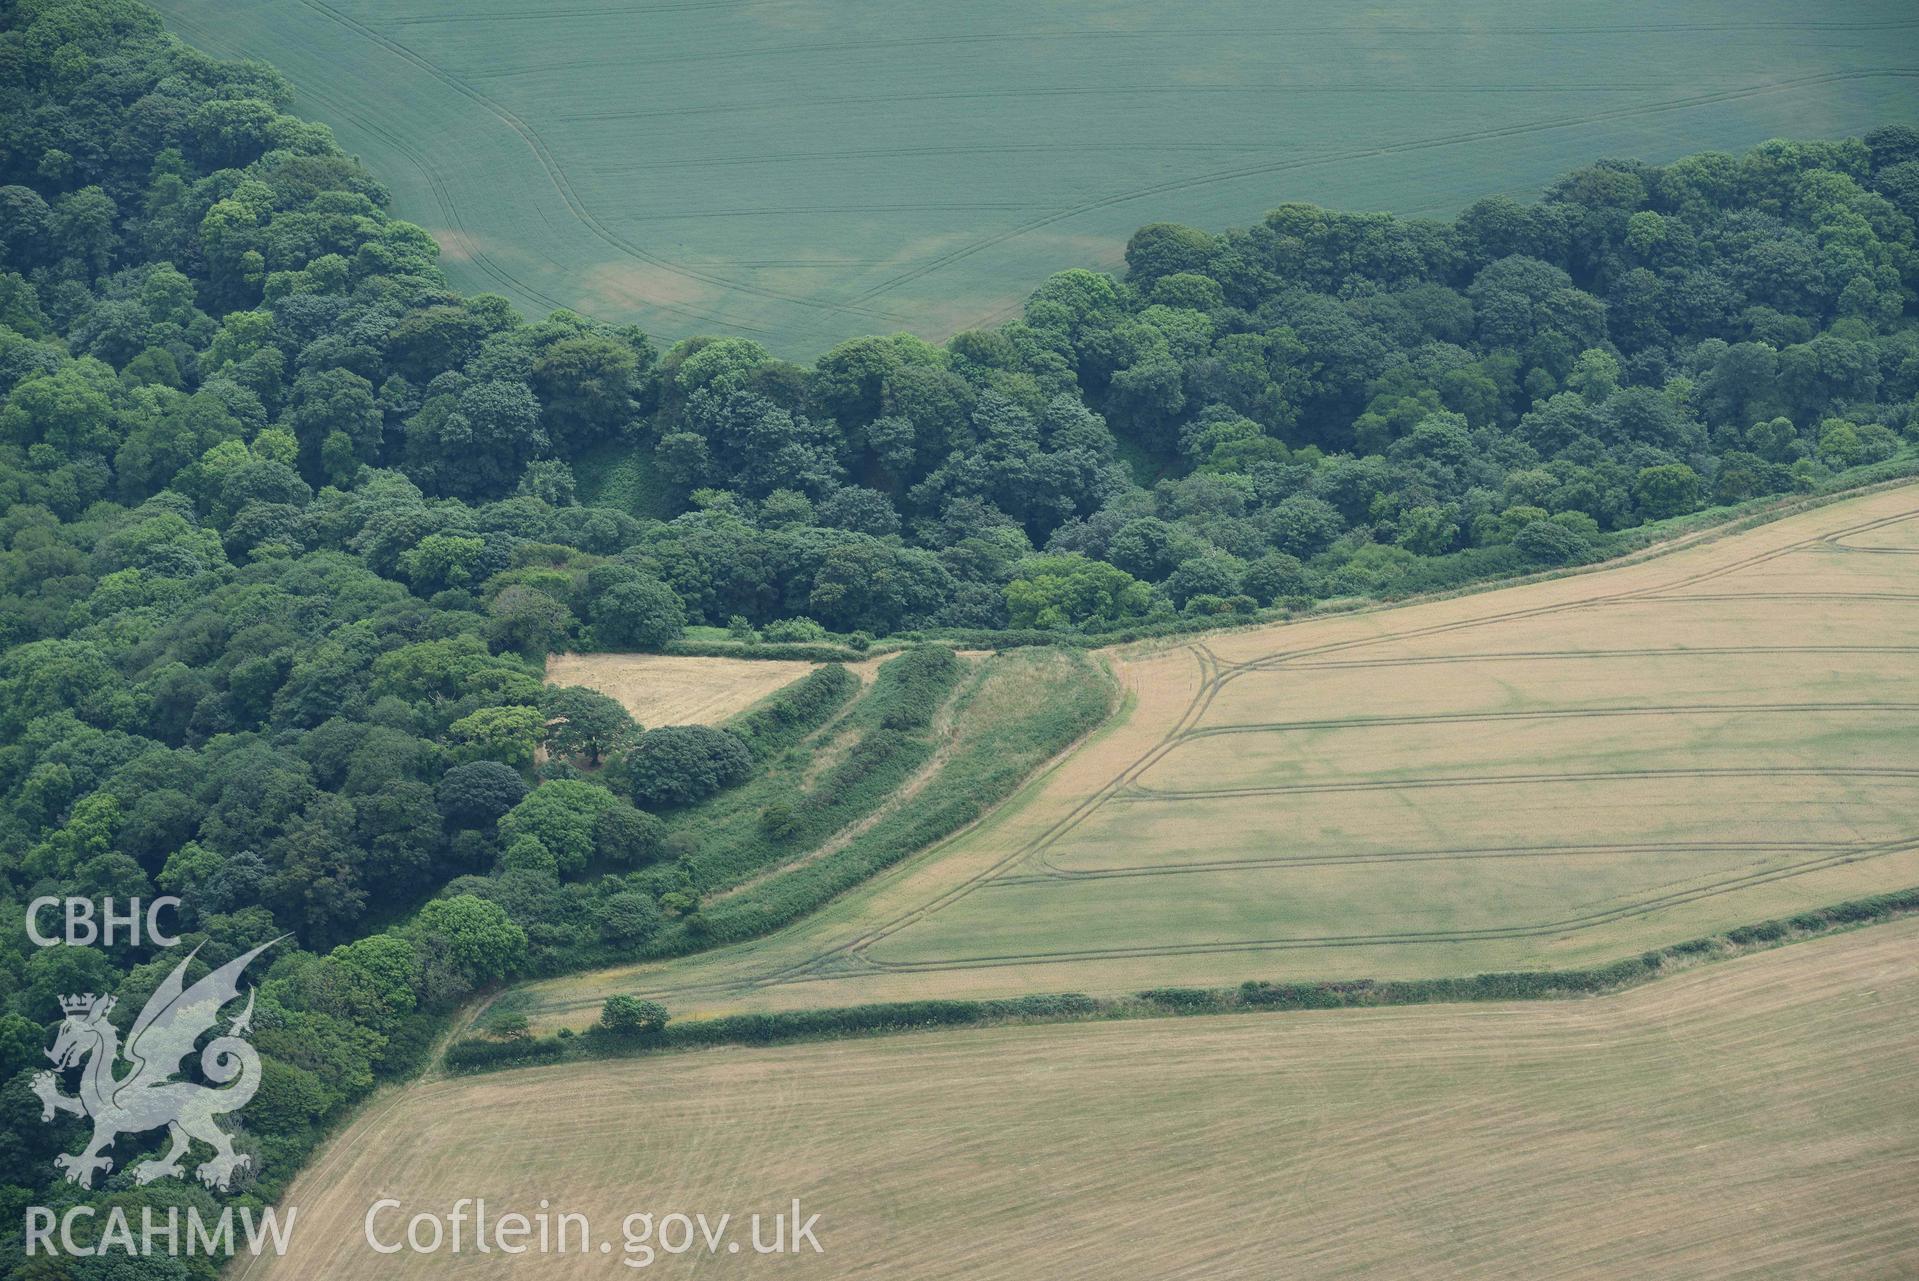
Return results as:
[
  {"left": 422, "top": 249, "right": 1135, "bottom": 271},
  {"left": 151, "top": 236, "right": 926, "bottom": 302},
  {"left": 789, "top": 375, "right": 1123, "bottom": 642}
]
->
[{"left": 32, "top": 940, "right": 278, "bottom": 1191}]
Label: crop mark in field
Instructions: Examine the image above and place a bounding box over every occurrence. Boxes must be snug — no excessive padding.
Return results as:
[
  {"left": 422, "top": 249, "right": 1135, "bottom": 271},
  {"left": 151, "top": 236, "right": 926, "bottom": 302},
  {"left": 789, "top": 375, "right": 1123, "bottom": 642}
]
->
[
  {"left": 1228, "top": 506, "right": 1919, "bottom": 679},
  {"left": 738, "top": 500, "right": 1919, "bottom": 990},
  {"left": 598, "top": 141, "right": 1327, "bottom": 176},
  {"left": 156, "top": 4, "right": 1919, "bottom": 348},
  {"left": 391, "top": 0, "right": 789, "bottom": 23},
  {"left": 287, "top": 0, "right": 913, "bottom": 330},
  {"left": 1626, "top": 591, "right": 1919, "bottom": 602},
  {"left": 1178, "top": 702, "right": 1919, "bottom": 739},
  {"left": 621, "top": 202, "right": 1054, "bottom": 219},
  {"left": 832, "top": 67, "right": 1919, "bottom": 313},
  {"left": 152, "top": 10, "right": 598, "bottom": 322},
  {"left": 542, "top": 496, "right": 1918, "bottom": 1014},
  {"left": 393, "top": 7, "right": 1919, "bottom": 35},
  {"left": 407, "top": 16, "right": 1919, "bottom": 42},
  {"left": 847, "top": 840, "right": 1919, "bottom": 975},
  {"left": 994, "top": 841, "right": 1871, "bottom": 886},
  {"left": 1263, "top": 645, "right": 1919, "bottom": 672},
  {"left": 563, "top": 83, "right": 1672, "bottom": 125},
  {"left": 1823, "top": 513, "right": 1919, "bottom": 554},
  {"left": 1115, "top": 767, "right": 1919, "bottom": 803},
  {"left": 539, "top": 833, "right": 1919, "bottom": 1008},
  {"left": 228, "top": 0, "right": 775, "bottom": 333}
]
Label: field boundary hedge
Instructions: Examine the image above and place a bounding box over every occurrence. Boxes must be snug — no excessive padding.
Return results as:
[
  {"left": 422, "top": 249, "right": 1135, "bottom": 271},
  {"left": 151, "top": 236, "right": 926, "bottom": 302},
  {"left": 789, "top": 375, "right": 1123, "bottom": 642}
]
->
[
  {"left": 442, "top": 886, "right": 1919, "bottom": 1073},
  {"left": 557, "top": 463, "right": 1918, "bottom": 663},
  {"left": 898, "top": 455, "right": 1919, "bottom": 652},
  {"left": 659, "top": 640, "right": 885, "bottom": 662},
  {"left": 727, "top": 662, "right": 860, "bottom": 758},
  {"left": 681, "top": 649, "right": 1115, "bottom": 947},
  {"left": 663, "top": 645, "right": 963, "bottom": 898}
]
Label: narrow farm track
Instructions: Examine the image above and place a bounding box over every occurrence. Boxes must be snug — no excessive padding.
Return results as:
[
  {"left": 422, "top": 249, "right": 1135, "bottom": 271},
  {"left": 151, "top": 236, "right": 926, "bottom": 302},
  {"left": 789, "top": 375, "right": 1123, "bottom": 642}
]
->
[
  {"left": 988, "top": 840, "right": 1874, "bottom": 886},
  {"left": 1185, "top": 701, "right": 1919, "bottom": 730},
  {"left": 1119, "top": 767, "right": 1919, "bottom": 801},
  {"left": 1268, "top": 644, "right": 1919, "bottom": 671}
]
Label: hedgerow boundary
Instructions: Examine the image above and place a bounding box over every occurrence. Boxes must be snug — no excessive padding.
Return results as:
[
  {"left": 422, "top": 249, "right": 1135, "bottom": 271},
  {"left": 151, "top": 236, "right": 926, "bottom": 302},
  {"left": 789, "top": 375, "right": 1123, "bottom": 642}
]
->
[
  {"left": 910, "top": 452, "right": 1919, "bottom": 647},
  {"left": 626, "top": 452, "right": 1919, "bottom": 665},
  {"left": 442, "top": 885, "right": 1919, "bottom": 1073}
]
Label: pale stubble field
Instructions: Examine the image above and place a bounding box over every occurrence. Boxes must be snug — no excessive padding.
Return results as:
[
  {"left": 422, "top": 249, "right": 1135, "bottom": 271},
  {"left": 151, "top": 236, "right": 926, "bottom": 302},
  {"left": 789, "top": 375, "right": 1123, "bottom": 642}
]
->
[{"left": 249, "top": 917, "right": 1919, "bottom": 1280}]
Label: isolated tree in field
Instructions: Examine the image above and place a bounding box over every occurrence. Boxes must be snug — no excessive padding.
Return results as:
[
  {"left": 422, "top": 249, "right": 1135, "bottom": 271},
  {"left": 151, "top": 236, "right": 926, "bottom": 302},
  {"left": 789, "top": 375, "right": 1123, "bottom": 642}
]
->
[
  {"left": 600, "top": 994, "right": 669, "bottom": 1035},
  {"left": 542, "top": 684, "right": 636, "bottom": 766}
]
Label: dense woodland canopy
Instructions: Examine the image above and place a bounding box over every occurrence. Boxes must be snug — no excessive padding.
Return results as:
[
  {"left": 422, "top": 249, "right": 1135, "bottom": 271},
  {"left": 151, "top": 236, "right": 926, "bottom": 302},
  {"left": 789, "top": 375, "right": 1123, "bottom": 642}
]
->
[{"left": 1, "top": 0, "right": 1917, "bottom": 1267}]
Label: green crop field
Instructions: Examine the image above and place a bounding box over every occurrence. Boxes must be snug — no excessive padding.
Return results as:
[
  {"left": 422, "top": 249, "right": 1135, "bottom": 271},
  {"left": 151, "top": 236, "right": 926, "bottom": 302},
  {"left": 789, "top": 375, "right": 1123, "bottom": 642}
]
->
[
  {"left": 146, "top": 0, "right": 1919, "bottom": 355},
  {"left": 516, "top": 483, "right": 1919, "bottom": 1024}
]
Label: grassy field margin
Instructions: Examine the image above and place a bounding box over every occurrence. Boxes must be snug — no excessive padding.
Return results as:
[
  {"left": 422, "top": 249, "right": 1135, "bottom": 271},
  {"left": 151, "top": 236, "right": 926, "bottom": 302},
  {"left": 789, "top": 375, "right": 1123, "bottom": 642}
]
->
[{"left": 444, "top": 885, "right": 1919, "bottom": 1073}]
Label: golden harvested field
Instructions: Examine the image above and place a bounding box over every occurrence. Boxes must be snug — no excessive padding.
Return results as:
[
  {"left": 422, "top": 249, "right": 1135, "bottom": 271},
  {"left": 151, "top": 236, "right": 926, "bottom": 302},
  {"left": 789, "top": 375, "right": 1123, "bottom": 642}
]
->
[
  {"left": 247, "top": 919, "right": 1919, "bottom": 1281},
  {"left": 544, "top": 652, "right": 819, "bottom": 726},
  {"left": 521, "top": 484, "right": 1919, "bottom": 1022}
]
